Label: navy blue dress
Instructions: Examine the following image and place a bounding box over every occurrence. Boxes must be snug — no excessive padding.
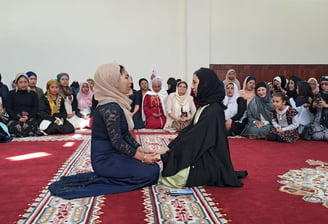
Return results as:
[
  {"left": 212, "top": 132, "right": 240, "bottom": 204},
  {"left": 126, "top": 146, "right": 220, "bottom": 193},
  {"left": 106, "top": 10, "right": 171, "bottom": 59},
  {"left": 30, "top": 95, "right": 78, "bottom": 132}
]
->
[{"left": 49, "top": 102, "right": 159, "bottom": 199}]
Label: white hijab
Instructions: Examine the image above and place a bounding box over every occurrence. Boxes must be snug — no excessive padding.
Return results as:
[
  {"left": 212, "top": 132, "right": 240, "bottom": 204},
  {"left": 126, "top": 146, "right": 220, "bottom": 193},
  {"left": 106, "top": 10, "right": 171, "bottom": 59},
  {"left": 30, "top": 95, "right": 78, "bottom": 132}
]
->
[
  {"left": 141, "top": 77, "right": 167, "bottom": 122},
  {"left": 223, "top": 82, "right": 240, "bottom": 120}
]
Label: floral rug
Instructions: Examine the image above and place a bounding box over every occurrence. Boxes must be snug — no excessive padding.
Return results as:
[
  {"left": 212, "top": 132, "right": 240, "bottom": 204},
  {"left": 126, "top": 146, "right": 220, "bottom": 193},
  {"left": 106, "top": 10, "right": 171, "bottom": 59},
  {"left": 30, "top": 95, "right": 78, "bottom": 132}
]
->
[
  {"left": 142, "top": 185, "right": 228, "bottom": 224},
  {"left": 277, "top": 159, "right": 328, "bottom": 208},
  {"left": 136, "top": 133, "right": 228, "bottom": 224},
  {"left": 17, "top": 132, "right": 229, "bottom": 223}
]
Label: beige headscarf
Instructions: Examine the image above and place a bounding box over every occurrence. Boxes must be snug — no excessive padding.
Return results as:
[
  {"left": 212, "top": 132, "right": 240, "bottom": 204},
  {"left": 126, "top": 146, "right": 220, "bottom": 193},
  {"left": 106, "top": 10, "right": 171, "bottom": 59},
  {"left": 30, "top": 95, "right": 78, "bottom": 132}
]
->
[
  {"left": 238, "top": 75, "right": 256, "bottom": 105},
  {"left": 93, "top": 62, "right": 134, "bottom": 130},
  {"left": 223, "top": 69, "right": 241, "bottom": 90}
]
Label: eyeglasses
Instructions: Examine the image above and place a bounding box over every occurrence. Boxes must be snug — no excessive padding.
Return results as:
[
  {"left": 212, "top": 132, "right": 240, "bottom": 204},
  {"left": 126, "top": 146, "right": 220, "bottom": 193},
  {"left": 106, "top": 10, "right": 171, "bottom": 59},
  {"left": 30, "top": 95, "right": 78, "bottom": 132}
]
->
[{"left": 321, "top": 82, "right": 328, "bottom": 86}]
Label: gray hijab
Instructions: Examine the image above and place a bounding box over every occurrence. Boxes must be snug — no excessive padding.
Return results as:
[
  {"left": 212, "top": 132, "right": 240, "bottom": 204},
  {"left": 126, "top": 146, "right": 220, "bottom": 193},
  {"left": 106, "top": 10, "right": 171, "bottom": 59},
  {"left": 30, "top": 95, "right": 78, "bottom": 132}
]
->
[{"left": 248, "top": 81, "right": 273, "bottom": 121}]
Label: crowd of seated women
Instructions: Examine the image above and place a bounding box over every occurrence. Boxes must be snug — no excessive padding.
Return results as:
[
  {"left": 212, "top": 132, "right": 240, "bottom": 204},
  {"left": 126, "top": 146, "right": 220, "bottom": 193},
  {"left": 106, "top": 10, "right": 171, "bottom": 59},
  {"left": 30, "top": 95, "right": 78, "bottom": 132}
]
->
[
  {"left": 0, "top": 72, "right": 95, "bottom": 142},
  {"left": 222, "top": 71, "right": 328, "bottom": 142},
  {"left": 0, "top": 69, "right": 327, "bottom": 143}
]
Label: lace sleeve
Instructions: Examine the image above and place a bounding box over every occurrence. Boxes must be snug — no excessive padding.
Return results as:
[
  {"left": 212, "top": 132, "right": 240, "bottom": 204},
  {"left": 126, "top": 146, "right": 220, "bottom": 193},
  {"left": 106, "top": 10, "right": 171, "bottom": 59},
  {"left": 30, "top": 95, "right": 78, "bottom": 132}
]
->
[
  {"left": 100, "top": 104, "right": 137, "bottom": 157},
  {"left": 123, "top": 132, "right": 141, "bottom": 148}
]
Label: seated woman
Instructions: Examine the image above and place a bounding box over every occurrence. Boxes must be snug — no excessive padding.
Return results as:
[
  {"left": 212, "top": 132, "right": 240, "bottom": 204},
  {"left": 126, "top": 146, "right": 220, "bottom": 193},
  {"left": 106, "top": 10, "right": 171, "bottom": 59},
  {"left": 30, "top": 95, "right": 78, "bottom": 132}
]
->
[
  {"left": 159, "top": 68, "right": 247, "bottom": 188},
  {"left": 238, "top": 76, "right": 256, "bottom": 105},
  {"left": 223, "top": 69, "right": 241, "bottom": 90},
  {"left": 26, "top": 71, "right": 44, "bottom": 99},
  {"left": 49, "top": 62, "right": 159, "bottom": 199},
  {"left": 0, "top": 73, "right": 9, "bottom": 107},
  {"left": 290, "top": 81, "right": 314, "bottom": 135},
  {"left": 57, "top": 73, "right": 83, "bottom": 129},
  {"left": 39, "top": 80, "right": 75, "bottom": 135},
  {"left": 127, "top": 77, "right": 144, "bottom": 129},
  {"left": 286, "top": 75, "right": 302, "bottom": 102},
  {"left": 166, "top": 77, "right": 177, "bottom": 95},
  {"left": 164, "top": 81, "right": 196, "bottom": 132},
  {"left": 223, "top": 82, "right": 247, "bottom": 136},
  {"left": 87, "top": 78, "right": 95, "bottom": 92},
  {"left": 142, "top": 77, "right": 167, "bottom": 129},
  {"left": 267, "top": 92, "right": 299, "bottom": 143},
  {"left": 241, "top": 81, "right": 273, "bottom": 139},
  {"left": 6, "top": 73, "right": 41, "bottom": 137},
  {"left": 308, "top": 77, "right": 320, "bottom": 95},
  {"left": 77, "top": 81, "right": 94, "bottom": 128},
  {"left": 308, "top": 76, "right": 328, "bottom": 141},
  {"left": 0, "top": 100, "right": 12, "bottom": 143}
]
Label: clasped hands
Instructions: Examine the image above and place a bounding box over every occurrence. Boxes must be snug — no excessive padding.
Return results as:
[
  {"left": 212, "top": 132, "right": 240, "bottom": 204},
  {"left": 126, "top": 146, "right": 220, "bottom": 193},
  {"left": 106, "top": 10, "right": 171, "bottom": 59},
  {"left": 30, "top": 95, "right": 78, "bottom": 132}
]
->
[
  {"left": 254, "top": 120, "right": 265, "bottom": 128},
  {"left": 135, "top": 146, "right": 169, "bottom": 164}
]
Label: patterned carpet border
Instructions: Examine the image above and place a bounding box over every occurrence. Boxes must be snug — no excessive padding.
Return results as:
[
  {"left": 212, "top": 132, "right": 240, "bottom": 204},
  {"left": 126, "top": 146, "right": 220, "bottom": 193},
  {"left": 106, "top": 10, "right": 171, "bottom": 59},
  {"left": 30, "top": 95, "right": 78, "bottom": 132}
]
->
[
  {"left": 16, "top": 137, "right": 105, "bottom": 224},
  {"left": 277, "top": 159, "right": 328, "bottom": 208},
  {"left": 134, "top": 129, "right": 178, "bottom": 134},
  {"left": 12, "top": 133, "right": 90, "bottom": 142},
  {"left": 142, "top": 185, "right": 228, "bottom": 224},
  {"left": 136, "top": 133, "right": 229, "bottom": 224}
]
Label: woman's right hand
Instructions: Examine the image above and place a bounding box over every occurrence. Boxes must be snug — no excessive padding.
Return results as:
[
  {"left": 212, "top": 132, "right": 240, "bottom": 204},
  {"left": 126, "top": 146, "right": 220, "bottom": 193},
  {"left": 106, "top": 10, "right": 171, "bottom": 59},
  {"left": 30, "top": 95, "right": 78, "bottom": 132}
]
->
[
  {"left": 134, "top": 151, "right": 158, "bottom": 164},
  {"left": 254, "top": 120, "right": 264, "bottom": 128}
]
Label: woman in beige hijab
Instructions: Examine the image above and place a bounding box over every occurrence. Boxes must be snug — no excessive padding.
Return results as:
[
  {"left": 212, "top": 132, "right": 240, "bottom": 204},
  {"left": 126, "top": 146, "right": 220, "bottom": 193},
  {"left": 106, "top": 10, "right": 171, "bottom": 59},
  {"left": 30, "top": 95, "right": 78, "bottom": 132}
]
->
[
  {"left": 223, "top": 69, "right": 241, "bottom": 90},
  {"left": 163, "top": 81, "right": 196, "bottom": 132},
  {"left": 49, "top": 62, "right": 160, "bottom": 199},
  {"left": 238, "top": 76, "right": 256, "bottom": 105}
]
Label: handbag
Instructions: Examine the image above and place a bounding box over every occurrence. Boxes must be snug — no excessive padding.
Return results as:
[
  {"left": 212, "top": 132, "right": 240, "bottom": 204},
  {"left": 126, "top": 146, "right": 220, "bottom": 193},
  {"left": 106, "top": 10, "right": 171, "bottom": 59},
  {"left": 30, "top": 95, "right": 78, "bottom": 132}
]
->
[{"left": 172, "top": 119, "right": 191, "bottom": 131}]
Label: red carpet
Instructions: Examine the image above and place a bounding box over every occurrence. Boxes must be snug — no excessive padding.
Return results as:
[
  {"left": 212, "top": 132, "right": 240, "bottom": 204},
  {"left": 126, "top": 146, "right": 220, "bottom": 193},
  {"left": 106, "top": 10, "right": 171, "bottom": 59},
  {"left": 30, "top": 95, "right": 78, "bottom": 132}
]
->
[
  {"left": 206, "top": 138, "right": 328, "bottom": 224},
  {"left": 1, "top": 132, "right": 327, "bottom": 224},
  {"left": 98, "top": 134, "right": 328, "bottom": 224},
  {"left": 0, "top": 137, "right": 82, "bottom": 223}
]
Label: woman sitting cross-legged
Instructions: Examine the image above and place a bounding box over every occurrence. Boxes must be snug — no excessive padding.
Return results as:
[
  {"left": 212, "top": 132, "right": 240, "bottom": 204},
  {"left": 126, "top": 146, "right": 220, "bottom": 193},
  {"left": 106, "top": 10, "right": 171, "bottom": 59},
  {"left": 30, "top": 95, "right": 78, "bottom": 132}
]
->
[
  {"left": 6, "top": 73, "right": 42, "bottom": 137},
  {"left": 142, "top": 77, "right": 167, "bottom": 129},
  {"left": 290, "top": 81, "right": 314, "bottom": 136},
  {"left": 57, "top": 73, "right": 83, "bottom": 129},
  {"left": 309, "top": 76, "right": 328, "bottom": 141},
  {"left": 223, "top": 82, "right": 248, "bottom": 136},
  {"left": 39, "top": 80, "right": 75, "bottom": 135},
  {"left": 0, "top": 100, "right": 12, "bottom": 143},
  {"left": 76, "top": 81, "right": 94, "bottom": 128},
  {"left": 241, "top": 81, "right": 273, "bottom": 139},
  {"left": 163, "top": 80, "right": 196, "bottom": 132}
]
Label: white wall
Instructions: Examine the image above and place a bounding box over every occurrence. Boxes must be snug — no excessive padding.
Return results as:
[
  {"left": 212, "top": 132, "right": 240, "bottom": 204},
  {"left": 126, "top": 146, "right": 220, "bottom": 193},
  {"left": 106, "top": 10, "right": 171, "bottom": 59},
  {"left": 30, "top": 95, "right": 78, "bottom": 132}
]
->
[
  {"left": 211, "top": 0, "right": 328, "bottom": 64},
  {"left": 1, "top": 0, "right": 186, "bottom": 90},
  {"left": 1, "top": 0, "right": 328, "bottom": 91}
]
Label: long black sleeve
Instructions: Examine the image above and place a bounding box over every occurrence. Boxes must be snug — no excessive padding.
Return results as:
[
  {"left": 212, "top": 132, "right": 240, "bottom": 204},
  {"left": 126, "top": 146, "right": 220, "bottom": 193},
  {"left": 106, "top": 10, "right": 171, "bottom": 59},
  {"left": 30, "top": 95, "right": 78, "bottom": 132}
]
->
[{"left": 230, "top": 97, "right": 247, "bottom": 121}]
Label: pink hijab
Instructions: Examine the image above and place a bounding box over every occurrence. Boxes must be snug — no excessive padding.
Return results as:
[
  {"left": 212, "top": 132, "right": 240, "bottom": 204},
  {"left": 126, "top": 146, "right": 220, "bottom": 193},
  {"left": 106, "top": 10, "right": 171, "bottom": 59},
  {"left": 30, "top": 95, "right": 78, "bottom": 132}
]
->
[
  {"left": 93, "top": 62, "right": 134, "bottom": 130},
  {"left": 77, "top": 82, "right": 93, "bottom": 110}
]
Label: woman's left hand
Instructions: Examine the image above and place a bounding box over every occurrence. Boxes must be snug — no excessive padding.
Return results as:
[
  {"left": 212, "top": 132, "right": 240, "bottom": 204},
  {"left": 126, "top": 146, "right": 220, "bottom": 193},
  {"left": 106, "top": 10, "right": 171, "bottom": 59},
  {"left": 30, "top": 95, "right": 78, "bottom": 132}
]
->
[{"left": 225, "top": 119, "right": 232, "bottom": 130}]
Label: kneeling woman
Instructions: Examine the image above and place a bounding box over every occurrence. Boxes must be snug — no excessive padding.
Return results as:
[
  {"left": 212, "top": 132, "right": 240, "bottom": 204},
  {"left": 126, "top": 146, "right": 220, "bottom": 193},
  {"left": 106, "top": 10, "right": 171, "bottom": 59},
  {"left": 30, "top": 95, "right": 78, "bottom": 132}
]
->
[
  {"left": 49, "top": 62, "right": 159, "bottom": 199},
  {"left": 159, "top": 68, "right": 247, "bottom": 188},
  {"left": 39, "top": 80, "right": 75, "bottom": 135}
]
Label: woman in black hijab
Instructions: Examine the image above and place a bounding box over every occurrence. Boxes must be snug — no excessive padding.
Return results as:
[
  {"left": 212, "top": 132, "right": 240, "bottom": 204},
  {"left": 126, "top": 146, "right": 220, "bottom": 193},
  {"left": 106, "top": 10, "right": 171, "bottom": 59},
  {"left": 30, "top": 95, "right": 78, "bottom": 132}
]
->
[{"left": 160, "top": 68, "right": 247, "bottom": 188}]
